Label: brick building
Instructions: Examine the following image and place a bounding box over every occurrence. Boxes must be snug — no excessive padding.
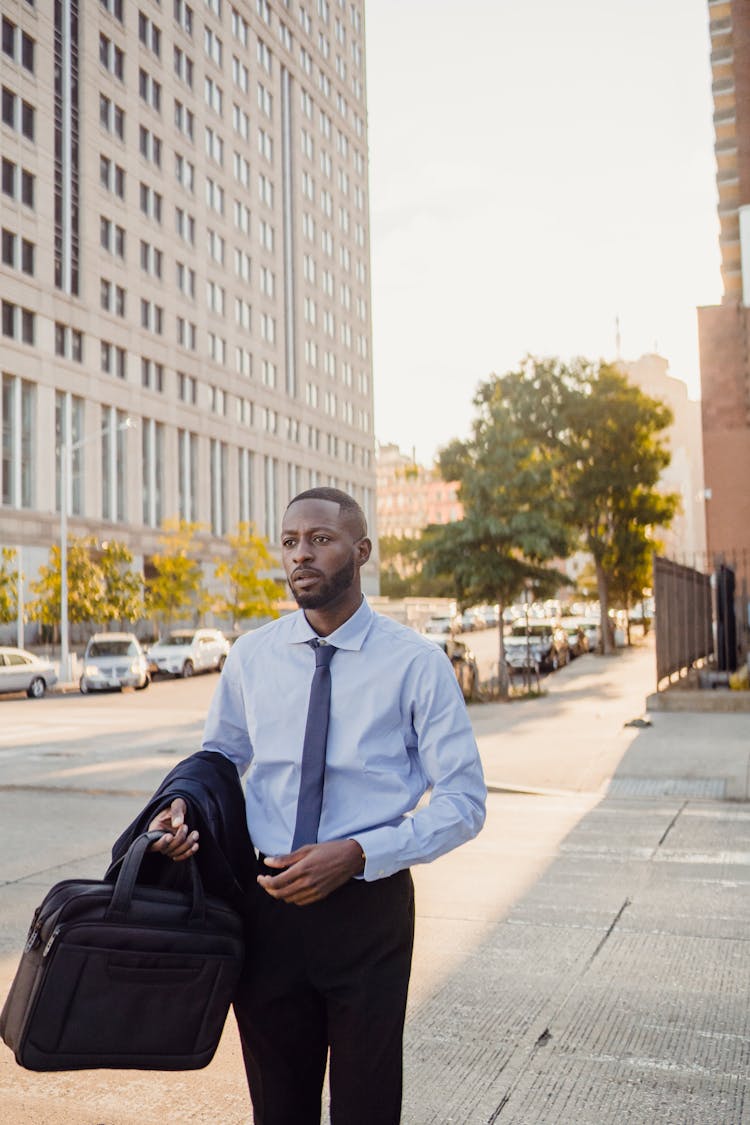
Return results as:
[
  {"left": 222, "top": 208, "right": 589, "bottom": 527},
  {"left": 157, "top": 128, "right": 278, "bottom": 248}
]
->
[{"left": 697, "top": 0, "right": 750, "bottom": 565}]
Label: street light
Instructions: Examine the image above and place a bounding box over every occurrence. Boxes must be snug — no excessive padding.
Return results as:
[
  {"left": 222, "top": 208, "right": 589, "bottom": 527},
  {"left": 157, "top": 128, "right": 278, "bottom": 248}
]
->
[{"left": 59, "top": 417, "right": 134, "bottom": 682}]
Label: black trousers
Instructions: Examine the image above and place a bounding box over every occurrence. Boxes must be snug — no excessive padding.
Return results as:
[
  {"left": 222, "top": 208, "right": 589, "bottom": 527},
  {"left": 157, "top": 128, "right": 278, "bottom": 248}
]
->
[{"left": 234, "top": 868, "right": 415, "bottom": 1125}]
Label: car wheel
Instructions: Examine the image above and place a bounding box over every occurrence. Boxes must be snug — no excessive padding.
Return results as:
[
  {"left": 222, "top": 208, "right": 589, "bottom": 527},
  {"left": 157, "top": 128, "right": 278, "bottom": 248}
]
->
[
  {"left": 79, "top": 677, "right": 89, "bottom": 695},
  {"left": 27, "top": 677, "right": 46, "bottom": 699},
  {"left": 181, "top": 660, "right": 194, "bottom": 678},
  {"left": 217, "top": 655, "right": 226, "bottom": 672},
  {"left": 135, "top": 674, "right": 150, "bottom": 691}
]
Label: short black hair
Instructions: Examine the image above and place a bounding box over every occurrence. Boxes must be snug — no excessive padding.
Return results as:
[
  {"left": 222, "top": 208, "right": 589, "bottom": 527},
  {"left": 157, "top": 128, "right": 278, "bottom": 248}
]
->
[{"left": 286, "top": 487, "right": 368, "bottom": 539}]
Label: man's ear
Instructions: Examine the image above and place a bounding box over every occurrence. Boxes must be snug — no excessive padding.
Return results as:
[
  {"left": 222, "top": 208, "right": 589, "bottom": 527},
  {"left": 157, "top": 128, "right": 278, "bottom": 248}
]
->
[{"left": 356, "top": 537, "right": 372, "bottom": 566}]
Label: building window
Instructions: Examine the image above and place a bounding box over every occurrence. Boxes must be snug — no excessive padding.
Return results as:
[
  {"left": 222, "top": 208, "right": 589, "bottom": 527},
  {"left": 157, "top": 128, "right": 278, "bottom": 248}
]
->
[
  {"left": 54, "top": 323, "right": 84, "bottom": 362},
  {"left": 101, "top": 406, "right": 128, "bottom": 522},
  {"left": 1, "top": 159, "right": 35, "bottom": 207},
  {"left": 55, "top": 391, "right": 84, "bottom": 515},
  {"left": 142, "top": 418, "right": 165, "bottom": 527},
  {"left": 100, "top": 155, "right": 126, "bottom": 198},
  {"left": 1, "top": 229, "right": 34, "bottom": 275},
  {"left": 174, "top": 0, "right": 194, "bottom": 35},
  {"left": 1, "top": 87, "right": 34, "bottom": 140},
  {"left": 138, "top": 11, "right": 161, "bottom": 56},
  {"left": 139, "top": 67, "right": 162, "bottom": 112},
  {"left": 2, "top": 17, "right": 35, "bottom": 72},
  {"left": 100, "top": 94, "right": 125, "bottom": 139},
  {"left": 178, "top": 428, "right": 198, "bottom": 521},
  {"left": 101, "top": 341, "right": 127, "bottom": 378},
  {"left": 99, "top": 34, "right": 125, "bottom": 80},
  {"left": 1, "top": 301, "right": 35, "bottom": 344},
  {"left": 210, "top": 439, "right": 228, "bottom": 536},
  {"left": 2, "top": 374, "right": 35, "bottom": 509}
]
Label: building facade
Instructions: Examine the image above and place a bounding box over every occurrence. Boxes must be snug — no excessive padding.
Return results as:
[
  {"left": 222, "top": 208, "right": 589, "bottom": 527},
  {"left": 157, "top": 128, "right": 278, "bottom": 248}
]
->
[
  {"left": 376, "top": 443, "right": 462, "bottom": 540},
  {"left": 616, "top": 354, "right": 707, "bottom": 564},
  {"left": 698, "top": 0, "right": 750, "bottom": 563},
  {"left": 0, "top": 0, "right": 377, "bottom": 604}
]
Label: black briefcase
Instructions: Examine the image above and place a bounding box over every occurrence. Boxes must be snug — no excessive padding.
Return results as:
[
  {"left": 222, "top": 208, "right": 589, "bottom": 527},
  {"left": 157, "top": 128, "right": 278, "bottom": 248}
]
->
[{"left": 0, "top": 831, "right": 245, "bottom": 1072}]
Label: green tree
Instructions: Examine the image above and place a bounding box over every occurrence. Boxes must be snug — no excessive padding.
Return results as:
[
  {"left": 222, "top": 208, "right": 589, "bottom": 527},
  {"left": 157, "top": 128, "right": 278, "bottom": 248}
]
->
[
  {"left": 489, "top": 357, "right": 679, "bottom": 654},
  {"left": 145, "top": 519, "right": 208, "bottom": 630},
  {"left": 97, "top": 540, "right": 145, "bottom": 627},
  {"left": 0, "top": 547, "right": 19, "bottom": 624},
  {"left": 420, "top": 379, "right": 572, "bottom": 699},
  {"left": 214, "top": 522, "right": 284, "bottom": 629},
  {"left": 555, "top": 363, "right": 678, "bottom": 653},
  {"left": 28, "top": 539, "right": 104, "bottom": 635},
  {"left": 378, "top": 535, "right": 454, "bottom": 598}
]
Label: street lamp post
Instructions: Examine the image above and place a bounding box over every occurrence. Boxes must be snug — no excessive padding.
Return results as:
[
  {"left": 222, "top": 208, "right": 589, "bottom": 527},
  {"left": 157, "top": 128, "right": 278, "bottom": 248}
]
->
[{"left": 59, "top": 418, "right": 134, "bottom": 683}]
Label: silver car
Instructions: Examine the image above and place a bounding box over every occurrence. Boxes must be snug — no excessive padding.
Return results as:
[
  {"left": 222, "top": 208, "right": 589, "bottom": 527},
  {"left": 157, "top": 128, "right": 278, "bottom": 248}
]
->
[
  {"left": 80, "top": 633, "right": 150, "bottom": 693},
  {"left": 0, "top": 647, "right": 58, "bottom": 699}
]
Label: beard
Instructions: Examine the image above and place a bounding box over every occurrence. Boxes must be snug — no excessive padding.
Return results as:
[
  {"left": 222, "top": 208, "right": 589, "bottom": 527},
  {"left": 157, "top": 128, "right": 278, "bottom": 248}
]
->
[{"left": 289, "top": 556, "right": 357, "bottom": 609}]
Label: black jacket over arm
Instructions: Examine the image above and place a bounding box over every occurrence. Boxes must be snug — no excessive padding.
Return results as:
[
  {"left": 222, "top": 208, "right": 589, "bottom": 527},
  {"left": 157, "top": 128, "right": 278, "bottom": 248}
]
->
[{"left": 110, "top": 750, "right": 258, "bottom": 920}]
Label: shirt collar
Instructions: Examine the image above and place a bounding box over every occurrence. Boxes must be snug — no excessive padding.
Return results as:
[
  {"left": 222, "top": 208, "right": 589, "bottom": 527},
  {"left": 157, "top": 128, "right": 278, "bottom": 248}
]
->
[{"left": 286, "top": 596, "right": 374, "bottom": 652}]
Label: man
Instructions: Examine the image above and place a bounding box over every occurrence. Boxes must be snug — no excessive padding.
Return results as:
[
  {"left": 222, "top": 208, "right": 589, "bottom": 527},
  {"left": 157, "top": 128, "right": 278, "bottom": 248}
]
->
[{"left": 149, "top": 487, "right": 486, "bottom": 1124}]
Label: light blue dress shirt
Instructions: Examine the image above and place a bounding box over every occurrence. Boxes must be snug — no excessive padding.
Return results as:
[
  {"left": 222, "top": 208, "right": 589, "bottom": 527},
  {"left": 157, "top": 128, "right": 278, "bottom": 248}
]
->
[{"left": 202, "top": 597, "right": 486, "bottom": 881}]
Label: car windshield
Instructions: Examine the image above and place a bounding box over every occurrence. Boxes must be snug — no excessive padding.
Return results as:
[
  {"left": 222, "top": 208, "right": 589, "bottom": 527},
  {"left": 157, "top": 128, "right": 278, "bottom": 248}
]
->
[
  {"left": 160, "top": 633, "right": 195, "bottom": 646},
  {"left": 88, "top": 641, "right": 137, "bottom": 657}
]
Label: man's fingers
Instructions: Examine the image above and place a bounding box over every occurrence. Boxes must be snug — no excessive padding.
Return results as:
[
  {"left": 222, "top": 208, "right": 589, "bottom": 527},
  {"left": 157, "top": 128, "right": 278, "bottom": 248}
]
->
[{"left": 170, "top": 797, "right": 187, "bottom": 830}]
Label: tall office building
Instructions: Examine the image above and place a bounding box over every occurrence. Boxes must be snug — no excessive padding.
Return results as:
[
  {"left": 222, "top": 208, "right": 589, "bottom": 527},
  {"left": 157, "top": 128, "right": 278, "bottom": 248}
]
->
[
  {"left": 698, "top": 0, "right": 750, "bottom": 563},
  {"left": 0, "top": 0, "right": 377, "bottom": 604}
]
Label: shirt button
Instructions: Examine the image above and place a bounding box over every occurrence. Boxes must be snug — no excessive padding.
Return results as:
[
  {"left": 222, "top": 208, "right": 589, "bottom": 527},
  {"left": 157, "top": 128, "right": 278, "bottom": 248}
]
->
[{"left": 378, "top": 869, "right": 385, "bottom": 877}]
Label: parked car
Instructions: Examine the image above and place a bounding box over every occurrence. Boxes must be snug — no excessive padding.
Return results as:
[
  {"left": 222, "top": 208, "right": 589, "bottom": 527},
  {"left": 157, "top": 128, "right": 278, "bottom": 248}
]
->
[
  {"left": 505, "top": 621, "right": 569, "bottom": 673},
  {"left": 458, "top": 608, "right": 484, "bottom": 633},
  {"left": 0, "top": 647, "right": 58, "bottom": 698},
  {"left": 477, "top": 605, "right": 500, "bottom": 629},
  {"left": 423, "top": 633, "right": 479, "bottom": 701},
  {"left": 423, "top": 615, "right": 459, "bottom": 638},
  {"left": 146, "top": 628, "right": 230, "bottom": 678},
  {"left": 80, "top": 633, "right": 150, "bottom": 693}
]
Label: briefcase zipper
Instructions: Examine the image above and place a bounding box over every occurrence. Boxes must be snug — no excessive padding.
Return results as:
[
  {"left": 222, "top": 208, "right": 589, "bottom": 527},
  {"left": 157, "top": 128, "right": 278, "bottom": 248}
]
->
[
  {"left": 42, "top": 926, "right": 61, "bottom": 958},
  {"left": 24, "top": 908, "right": 42, "bottom": 951}
]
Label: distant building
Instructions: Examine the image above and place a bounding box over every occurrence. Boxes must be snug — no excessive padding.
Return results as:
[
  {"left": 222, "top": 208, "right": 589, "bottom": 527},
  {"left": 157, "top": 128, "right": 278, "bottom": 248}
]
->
[
  {"left": 616, "top": 355, "right": 707, "bottom": 563},
  {"left": 697, "top": 0, "right": 750, "bottom": 564},
  {"left": 376, "top": 443, "right": 462, "bottom": 540}
]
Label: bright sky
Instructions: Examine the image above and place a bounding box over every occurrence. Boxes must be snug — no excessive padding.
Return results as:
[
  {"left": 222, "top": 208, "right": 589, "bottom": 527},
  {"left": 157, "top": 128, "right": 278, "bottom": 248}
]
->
[{"left": 365, "top": 0, "right": 721, "bottom": 465}]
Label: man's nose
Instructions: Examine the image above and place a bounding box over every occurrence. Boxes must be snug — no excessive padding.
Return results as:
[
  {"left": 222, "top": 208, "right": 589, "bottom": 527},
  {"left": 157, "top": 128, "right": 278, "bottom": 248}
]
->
[{"left": 292, "top": 537, "right": 313, "bottom": 562}]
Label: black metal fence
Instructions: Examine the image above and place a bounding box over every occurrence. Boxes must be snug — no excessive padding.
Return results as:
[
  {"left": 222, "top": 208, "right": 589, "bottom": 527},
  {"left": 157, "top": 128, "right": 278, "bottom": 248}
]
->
[{"left": 654, "top": 551, "right": 749, "bottom": 688}]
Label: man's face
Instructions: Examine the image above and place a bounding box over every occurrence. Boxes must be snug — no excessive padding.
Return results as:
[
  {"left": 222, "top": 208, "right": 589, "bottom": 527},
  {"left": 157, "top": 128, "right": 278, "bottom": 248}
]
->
[{"left": 281, "top": 498, "right": 369, "bottom": 611}]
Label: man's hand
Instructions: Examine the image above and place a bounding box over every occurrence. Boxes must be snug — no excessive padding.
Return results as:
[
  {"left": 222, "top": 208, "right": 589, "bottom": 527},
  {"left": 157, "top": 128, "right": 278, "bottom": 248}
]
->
[
  {"left": 258, "top": 839, "right": 365, "bottom": 906},
  {"left": 147, "top": 797, "right": 199, "bottom": 862}
]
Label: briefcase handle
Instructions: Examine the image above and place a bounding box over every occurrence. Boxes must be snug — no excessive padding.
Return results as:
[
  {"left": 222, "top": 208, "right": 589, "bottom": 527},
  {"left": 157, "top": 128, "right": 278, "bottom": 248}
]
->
[{"left": 105, "top": 831, "right": 207, "bottom": 926}]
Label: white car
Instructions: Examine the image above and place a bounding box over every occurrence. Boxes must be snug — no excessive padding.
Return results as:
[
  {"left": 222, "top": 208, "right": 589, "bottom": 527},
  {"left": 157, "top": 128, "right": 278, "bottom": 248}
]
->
[
  {"left": 80, "top": 633, "right": 150, "bottom": 693},
  {"left": 146, "top": 628, "right": 230, "bottom": 678},
  {"left": 0, "top": 647, "right": 58, "bottom": 698}
]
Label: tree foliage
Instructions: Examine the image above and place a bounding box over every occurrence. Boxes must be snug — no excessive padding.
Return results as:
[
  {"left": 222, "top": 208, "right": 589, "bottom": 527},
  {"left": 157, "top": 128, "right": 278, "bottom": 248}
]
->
[
  {"left": 378, "top": 534, "right": 454, "bottom": 598},
  {"left": 97, "top": 540, "right": 145, "bottom": 626},
  {"left": 145, "top": 519, "right": 208, "bottom": 629},
  {"left": 454, "top": 357, "right": 679, "bottom": 654},
  {"left": 0, "top": 547, "right": 19, "bottom": 624},
  {"left": 420, "top": 379, "right": 572, "bottom": 697},
  {"left": 27, "top": 537, "right": 145, "bottom": 633},
  {"left": 214, "top": 522, "right": 284, "bottom": 627}
]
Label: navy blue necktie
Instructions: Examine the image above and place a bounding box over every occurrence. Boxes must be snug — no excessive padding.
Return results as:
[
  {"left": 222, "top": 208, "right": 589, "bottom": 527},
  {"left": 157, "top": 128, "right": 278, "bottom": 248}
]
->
[{"left": 291, "top": 639, "right": 337, "bottom": 850}]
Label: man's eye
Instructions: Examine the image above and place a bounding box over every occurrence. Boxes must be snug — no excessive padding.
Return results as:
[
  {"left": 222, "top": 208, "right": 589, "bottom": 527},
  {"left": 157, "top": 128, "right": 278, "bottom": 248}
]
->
[
  {"left": 314, "top": 536, "right": 330, "bottom": 544},
  {"left": 282, "top": 539, "right": 294, "bottom": 548}
]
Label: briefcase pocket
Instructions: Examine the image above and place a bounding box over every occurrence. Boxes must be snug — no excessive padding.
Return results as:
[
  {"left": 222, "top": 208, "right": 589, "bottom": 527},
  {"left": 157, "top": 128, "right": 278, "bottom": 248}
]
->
[{"left": 25, "top": 933, "right": 238, "bottom": 1068}]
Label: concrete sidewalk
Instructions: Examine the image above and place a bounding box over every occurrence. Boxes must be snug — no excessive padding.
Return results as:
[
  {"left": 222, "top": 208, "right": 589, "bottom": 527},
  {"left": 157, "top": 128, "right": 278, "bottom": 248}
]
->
[{"left": 400, "top": 643, "right": 750, "bottom": 1123}]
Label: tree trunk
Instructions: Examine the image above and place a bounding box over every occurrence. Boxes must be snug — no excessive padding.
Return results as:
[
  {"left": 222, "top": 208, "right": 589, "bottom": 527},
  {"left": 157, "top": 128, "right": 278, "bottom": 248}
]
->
[
  {"left": 595, "top": 561, "right": 614, "bottom": 655},
  {"left": 497, "top": 603, "right": 510, "bottom": 700}
]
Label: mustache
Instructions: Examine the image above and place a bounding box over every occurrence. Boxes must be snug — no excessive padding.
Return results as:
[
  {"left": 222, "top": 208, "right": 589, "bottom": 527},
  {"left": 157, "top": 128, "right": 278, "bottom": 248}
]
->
[{"left": 291, "top": 567, "right": 324, "bottom": 580}]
